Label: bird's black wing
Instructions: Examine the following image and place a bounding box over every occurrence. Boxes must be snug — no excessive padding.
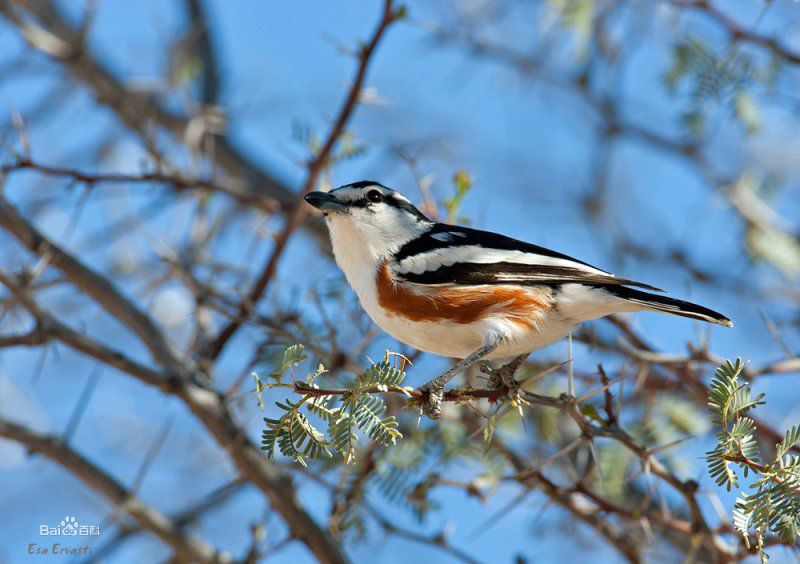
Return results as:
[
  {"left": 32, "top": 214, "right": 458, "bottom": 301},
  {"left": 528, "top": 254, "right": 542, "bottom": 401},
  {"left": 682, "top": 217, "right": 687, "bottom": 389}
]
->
[{"left": 391, "top": 223, "right": 663, "bottom": 291}]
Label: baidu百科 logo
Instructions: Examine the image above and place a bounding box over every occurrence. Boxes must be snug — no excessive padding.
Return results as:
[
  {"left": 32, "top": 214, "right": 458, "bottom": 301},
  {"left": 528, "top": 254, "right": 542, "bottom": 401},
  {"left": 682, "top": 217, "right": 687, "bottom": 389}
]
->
[{"left": 39, "top": 516, "right": 100, "bottom": 537}]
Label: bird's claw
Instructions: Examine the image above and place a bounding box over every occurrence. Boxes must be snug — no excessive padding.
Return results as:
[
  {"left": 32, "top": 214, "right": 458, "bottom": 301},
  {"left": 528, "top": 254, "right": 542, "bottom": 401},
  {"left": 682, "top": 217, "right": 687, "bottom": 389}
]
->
[
  {"left": 481, "top": 360, "right": 522, "bottom": 401},
  {"left": 418, "top": 381, "right": 444, "bottom": 420},
  {"left": 481, "top": 364, "right": 503, "bottom": 390}
]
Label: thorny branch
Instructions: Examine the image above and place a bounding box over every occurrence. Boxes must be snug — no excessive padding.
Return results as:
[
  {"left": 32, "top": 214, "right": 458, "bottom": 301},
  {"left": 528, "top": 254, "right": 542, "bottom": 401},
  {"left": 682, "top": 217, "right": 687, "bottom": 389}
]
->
[
  {"left": 1, "top": 0, "right": 799, "bottom": 562},
  {"left": 284, "top": 349, "right": 798, "bottom": 562},
  {"left": 0, "top": 1, "right": 402, "bottom": 561}
]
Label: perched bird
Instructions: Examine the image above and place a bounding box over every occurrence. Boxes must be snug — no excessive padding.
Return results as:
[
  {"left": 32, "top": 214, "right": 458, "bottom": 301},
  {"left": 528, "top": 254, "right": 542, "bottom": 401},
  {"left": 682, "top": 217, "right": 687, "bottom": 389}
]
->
[{"left": 305, "top": 181, "right": 732, "bottom": 418}]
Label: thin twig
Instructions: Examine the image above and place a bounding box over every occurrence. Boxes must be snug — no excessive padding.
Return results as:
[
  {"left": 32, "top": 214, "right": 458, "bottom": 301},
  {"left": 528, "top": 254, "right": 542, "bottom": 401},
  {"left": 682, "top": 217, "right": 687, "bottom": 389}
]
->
[{"left": 207, "top": 0, "right": 402, "bottom": 360}]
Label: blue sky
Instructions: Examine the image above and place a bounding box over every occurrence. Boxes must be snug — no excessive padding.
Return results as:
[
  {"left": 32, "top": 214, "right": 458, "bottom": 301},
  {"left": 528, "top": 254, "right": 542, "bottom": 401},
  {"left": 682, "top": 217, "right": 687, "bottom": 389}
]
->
[{"left": 1, "top": 1, "right": 800, "bottom": 562}]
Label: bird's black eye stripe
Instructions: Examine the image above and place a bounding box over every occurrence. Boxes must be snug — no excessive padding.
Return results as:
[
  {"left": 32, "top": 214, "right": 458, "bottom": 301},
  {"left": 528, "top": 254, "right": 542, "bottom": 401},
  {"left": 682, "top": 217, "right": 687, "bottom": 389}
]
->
[
  {"left": 388, "top": 197, "right": 430, "bottom": 221},
  {"left": 345, "top": 191, "right": 429, "bottom": 220},
  {"left": 331, "top": 181, "right": 431, "bottom": 221}
]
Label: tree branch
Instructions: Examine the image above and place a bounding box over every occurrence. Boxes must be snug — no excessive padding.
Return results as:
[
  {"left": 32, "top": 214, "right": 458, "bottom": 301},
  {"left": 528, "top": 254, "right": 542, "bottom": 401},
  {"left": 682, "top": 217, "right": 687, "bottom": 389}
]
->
[
  {"left": 0, "top": 0, "right": 294, "bottom": 208},
  {"left": 666, "top": 0, "right": 800, "bottom": 65},
  {"left": 0, "top": 268, "right": 348, "bottom": 562},
  {"left": 0, "top": 195, "right": 187, "bottom": 376},
  {"left": 0, "top": 417, "right": 229, "bottom": 563},
  {"left": 0, "top": 271, "right": 169, "bottom": 390},
  {"left": 87, "top": 479, "right": 247, "bottom": 563},
  {"left": 207, "top": 0, "right": 402, "bottom": 360},
  {"left": 0, "top": 158, "right": 283, "bottom": 212}
]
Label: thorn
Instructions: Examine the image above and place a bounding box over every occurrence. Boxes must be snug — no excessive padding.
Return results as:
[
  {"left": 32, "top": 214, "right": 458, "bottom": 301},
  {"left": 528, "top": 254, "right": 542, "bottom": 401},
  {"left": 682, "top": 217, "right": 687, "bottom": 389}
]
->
[
  {"left": 575, "top": 376, "right": 624, "bottom": 404},
  {"left": 518, "top": 404, "right": 527, "bottom": 436},
  {"left": 517, "top": 360, "right": 569, "bottom": 387},
  {"left": 518, "top": 437, "right": 585, "bottom": 479},
  {"left": 469, "top": 487, "right": 532, "bottom": 538},
  {"left": 650, "top": 435, "right": 694, "bottom": 455},
  {"left": 586, "top": 439, "right": 605, "bottom": 490},
  {"left": 568, "top": 331, "right": 574, "bottom": 397}
]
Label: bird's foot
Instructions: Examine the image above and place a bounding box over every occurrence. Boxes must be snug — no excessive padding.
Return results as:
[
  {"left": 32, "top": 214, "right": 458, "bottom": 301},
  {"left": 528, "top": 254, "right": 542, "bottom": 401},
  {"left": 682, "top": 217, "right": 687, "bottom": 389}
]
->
[
  {"left": 482, "top": 364, "right": 504, "bottom": 390},
  {"left": 480, "top": 355, "right": 526, "bottom": 401},
  {"left": 417, "top": 380, "right": 445, "bottom": 420},
  {"left": 415, "top": 341, "right": 507, "bottom": 420}
]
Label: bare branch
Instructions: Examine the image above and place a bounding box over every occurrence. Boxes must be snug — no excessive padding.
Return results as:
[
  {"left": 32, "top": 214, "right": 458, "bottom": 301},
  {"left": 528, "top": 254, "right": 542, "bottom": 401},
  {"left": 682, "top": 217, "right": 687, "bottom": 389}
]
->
[
  {"left": 0, "top": 0, "right": 294, "bottom": 208},
  {"left": 0, "top": 195, "right": 187, "bottom": 376},
  {"left": 0, "top": 158, "right": 283, "bottom": 212},
  {"left": 207, "top": 0, "right": 402, "bottom": 360},
  {"left": 0, "top": 271, "right": 168, "bottom": 390},
  {"left": 0, "top": 417, "right": 230, "bottom": 563},
  {"left": 87, "top": 479, "right": 246, "bottom": 563}
]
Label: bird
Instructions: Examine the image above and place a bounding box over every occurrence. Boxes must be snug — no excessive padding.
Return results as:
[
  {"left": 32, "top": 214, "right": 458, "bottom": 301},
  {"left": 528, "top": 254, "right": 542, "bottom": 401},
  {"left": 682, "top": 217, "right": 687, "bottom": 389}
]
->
[{"left": 304, "top": 181, "right": 732, "bottom": 418}]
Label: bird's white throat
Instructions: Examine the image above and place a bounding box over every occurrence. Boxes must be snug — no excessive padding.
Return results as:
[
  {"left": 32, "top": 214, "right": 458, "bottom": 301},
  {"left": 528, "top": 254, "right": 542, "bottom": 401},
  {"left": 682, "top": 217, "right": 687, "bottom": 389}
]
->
[{"left": 325, "top": 213, "right": 430, "bottom": 284}]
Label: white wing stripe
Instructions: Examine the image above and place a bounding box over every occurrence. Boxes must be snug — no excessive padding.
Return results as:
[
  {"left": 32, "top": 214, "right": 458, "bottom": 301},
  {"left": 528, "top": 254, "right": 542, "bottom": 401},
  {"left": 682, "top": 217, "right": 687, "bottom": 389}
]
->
[{"left": 395, "top": 245, "right": 612, "bottom": 277}]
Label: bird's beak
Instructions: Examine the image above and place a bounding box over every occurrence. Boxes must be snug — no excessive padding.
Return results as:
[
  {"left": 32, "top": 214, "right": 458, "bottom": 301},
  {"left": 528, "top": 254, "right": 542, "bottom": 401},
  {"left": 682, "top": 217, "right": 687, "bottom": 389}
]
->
[{"left": 304, "top": 191, "right": 347, "bottom": 214}]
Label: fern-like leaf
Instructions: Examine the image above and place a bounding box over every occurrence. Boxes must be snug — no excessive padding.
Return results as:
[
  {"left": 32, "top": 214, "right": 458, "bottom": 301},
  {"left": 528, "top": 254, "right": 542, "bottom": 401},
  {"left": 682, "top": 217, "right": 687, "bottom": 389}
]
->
[
  {"left": 269, "top": 344, "right": 308, "bottom": 383},
  {"left": 352, "top": 395, "right": 402, "bottom": 446},
  {"left": 778, "top": 426, "right": 800, "bottom": 458},
  {"left": 707, "top": 444, "right": 739, "bottom": 490},
  {"left": 358, "top": 361, "right": 406, "bottom": 388}
]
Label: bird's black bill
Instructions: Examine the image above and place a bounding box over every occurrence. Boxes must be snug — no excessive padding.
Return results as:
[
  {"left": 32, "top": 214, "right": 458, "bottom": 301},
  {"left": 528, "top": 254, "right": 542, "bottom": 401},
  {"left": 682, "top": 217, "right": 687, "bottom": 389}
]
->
[{"left": 304, "top": 191, "right": 347, "bottom": 213}]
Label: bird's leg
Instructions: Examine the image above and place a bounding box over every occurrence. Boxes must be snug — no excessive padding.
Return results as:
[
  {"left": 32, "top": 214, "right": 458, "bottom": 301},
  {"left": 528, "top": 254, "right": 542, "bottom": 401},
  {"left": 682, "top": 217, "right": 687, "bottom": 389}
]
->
[{"left": 418, "top": 336, "right": 500, "bottom": 420}]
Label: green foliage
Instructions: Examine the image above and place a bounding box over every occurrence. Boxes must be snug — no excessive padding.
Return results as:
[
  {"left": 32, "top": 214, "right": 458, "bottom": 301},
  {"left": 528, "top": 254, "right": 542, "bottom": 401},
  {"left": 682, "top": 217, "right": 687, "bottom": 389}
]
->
[
  {"left": 254, "top": 344, "right": 310, "bottom": 409},
  {"left": 273, "top": 344, "right": 308, "bottom": 383},
  {"left": 332, "top": 131, "right": 369, "bottom": 163},
  {"left": 262, "top": 399, "right": 332, "bottom": 466},
  {"left": 444, "top": 170, "right": 472, "bottom": 223},
  {"left": 708, "top": 359, "right": 763, "bottom": 433},
  {"left": 706, "top": 358, "right": 800, "bottom": 558},
  {"left": 593, "top": 443, "right": 632, "bottom": 500},
  {"left": 665, "top": 38, "right": 750, "bottom": 101},
  {"left": 664, "top": 36, "right": 760, "bottom": 135},
  {"left": 257, "top": 346, "right": 406, "bottom": 466},
  {"left": 734, "top": 91, "right": 760, "bottom": 134},
  {"left": 706, "top": 359, "right": 763, "bottom": 490},
  {"left": 547, "top": 0, "right": 595, "bottom": 57},
  {"left": 731, "top": 172, "right": 800, "bottom": 277},
  {"left": 291, "top": 120, "right": 368, "bottom": 165}
]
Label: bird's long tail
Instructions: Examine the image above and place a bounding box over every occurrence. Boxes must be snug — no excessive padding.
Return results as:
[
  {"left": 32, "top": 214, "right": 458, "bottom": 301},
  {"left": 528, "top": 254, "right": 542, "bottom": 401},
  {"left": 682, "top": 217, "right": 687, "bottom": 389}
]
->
[{"left": 604, "top": 286, "right": 733, "bottom": 327}]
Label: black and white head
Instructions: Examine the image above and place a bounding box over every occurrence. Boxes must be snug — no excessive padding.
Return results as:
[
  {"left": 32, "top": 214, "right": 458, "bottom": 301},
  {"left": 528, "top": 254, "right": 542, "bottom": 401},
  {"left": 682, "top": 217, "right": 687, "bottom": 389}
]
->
[{"left": 305, "top": 181, "right": 432, "bottom": 262}]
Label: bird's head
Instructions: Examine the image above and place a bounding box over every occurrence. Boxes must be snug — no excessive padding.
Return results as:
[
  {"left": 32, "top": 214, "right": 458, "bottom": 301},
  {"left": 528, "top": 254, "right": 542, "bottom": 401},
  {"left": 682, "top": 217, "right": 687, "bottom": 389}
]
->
[{"left": 305, "top": 181, "right": 432, "bottom": 260}]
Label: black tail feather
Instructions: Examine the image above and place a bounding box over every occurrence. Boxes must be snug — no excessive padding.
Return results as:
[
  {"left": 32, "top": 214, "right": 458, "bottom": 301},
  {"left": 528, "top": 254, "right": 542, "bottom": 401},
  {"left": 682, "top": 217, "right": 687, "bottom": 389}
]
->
[{"left": 604, "top": 286, "right": 733, "bottom": 327}]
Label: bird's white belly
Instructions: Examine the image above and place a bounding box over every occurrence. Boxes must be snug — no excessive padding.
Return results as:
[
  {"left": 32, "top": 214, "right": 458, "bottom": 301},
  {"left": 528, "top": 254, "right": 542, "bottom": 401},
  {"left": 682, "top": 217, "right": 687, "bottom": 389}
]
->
[
  {"left": 351, "top": 272, "right": 573, "bottom": 360},
  {"left": 370, "top": 308, "right": 484, "bottom": 359},
  {"left": 368, "top": 307, "right": 574, "bottom": 360}
]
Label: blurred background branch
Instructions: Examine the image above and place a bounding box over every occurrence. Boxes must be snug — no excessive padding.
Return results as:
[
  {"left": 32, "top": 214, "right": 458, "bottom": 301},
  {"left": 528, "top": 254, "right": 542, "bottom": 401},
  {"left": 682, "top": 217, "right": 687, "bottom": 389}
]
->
[{"left": 0, "top": 0, "right": 799, "bottom": 562}]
